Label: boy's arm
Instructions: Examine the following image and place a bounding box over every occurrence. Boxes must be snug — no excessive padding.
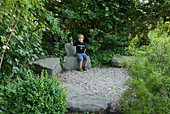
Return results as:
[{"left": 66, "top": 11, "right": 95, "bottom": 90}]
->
[
  {"left": 84, "top": 49, "right": 86, "bottom": 53},
  {"left": 84, "top": 43, "right": 86, "bottom": 52},
  {"left": 70, "top": 36, "right": 73, "bottom": 46}
]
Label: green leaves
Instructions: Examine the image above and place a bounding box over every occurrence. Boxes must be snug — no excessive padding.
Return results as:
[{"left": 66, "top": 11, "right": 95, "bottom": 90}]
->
[
  {"left": 105, "top": 7, "right": 109, "bottom": 11},
  {"left": 0, "top": 36, "right": 6, "bottom": 43},
  {"left": 120, "top": 22, "right": 170, "bottom": 113},
  {"left": 113, "top": 2, "right": 119, "bottom": 8},
  {"left": 0, "top": 0, "right": 62, "bottom": 75},
  {"left": 0, "top": 69, "right": 67, "bottom": 113},
  {"left": 6, "top": 27, "right": 12, "bottom": 33},
  {"left": 1, "top": 0, "right": 166, "bottom": 77}
]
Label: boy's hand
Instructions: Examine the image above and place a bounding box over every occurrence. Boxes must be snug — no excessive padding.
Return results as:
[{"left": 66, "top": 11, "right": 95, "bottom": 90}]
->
[
  {"left": 70, "top": 36, "right": 73, "bottom": 46},
  {"left": 70, "top": 37, "right": 72, "bottom": 40}
]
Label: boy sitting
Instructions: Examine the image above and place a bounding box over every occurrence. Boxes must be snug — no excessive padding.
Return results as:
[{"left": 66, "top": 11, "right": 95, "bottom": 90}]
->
[{"left": 70, "top": 34, "right": 89, "bottom": 71}]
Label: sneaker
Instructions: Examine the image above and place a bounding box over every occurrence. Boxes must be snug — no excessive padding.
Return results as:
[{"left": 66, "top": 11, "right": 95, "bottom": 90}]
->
[
  {"left": 79, "top": 68, "right": 83, "bottom": 71},
  {"left": 84, "top": 66, "right": 87, "bottom": 71}
]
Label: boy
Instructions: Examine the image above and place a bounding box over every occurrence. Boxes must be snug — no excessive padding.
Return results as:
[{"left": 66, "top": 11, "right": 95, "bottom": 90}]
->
[{"left": 70, "top": 34, "right": 89, "bottom": 71}]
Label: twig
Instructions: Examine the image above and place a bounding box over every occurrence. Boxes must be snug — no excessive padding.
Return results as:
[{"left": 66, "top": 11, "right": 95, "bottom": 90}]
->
[{"left": 0, "top": 7, "right": 22, "bottom": 69}]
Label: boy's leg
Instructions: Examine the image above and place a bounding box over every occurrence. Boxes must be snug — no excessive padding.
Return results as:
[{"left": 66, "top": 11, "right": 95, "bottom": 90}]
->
[
  {"left": 83, "top": 53, "right": 89, "bottom": 70},
  {"left": 80, "top": 60, "right": 83, "bottom": 69},
  {"left": 76, "top": 53, "right": 84, "bottom": 71},
  {"left": 85, "top": 58, "right": 89, "bottom": 66}
]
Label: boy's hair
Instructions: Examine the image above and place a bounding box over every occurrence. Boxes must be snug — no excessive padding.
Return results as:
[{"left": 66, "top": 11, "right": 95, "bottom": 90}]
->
[{"left": 77, "top": 34, "right": 84, "bottom": 39}]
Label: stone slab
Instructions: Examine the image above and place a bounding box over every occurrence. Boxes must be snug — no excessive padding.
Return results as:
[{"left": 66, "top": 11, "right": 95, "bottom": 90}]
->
[
  {"left": 62, "top": 83, "right": 112, "bottom": 113},
  {"left": 33, "top": 58, "right": 62, "bottom": 76},
  {"left": 111, "top": 56, "right": 134, "bottom": 67},
  {"left": 63, "top": 56, "right": 91, "bottom": 71}
]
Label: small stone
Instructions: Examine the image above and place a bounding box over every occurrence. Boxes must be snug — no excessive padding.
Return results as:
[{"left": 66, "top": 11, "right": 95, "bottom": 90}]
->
[{"left": 108, "top": 88, "right": 111, "bottom": 91}]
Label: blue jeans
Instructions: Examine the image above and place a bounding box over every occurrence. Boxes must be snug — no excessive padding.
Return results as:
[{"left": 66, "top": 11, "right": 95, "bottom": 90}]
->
[{"left": 76, "top": 53, "right": 89, "bottom": 61}]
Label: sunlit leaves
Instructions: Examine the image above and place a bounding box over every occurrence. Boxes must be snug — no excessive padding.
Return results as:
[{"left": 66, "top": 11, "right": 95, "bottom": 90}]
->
[
  {"left": 0, "top": 0, "right": 61, "bottom": 75},
  {"left": 0, "top": 36, "right": 6, "bottom": 43},
  {"left": 120, "top": 22, "right": 170, "bottom": 113}
]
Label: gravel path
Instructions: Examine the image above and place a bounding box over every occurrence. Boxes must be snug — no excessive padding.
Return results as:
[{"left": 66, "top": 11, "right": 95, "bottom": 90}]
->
[{"left": 57, "top": 67, "right": 130, "bottom": 107}]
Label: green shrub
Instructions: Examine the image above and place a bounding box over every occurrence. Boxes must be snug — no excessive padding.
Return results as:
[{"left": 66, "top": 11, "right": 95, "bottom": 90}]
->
[
  {"left": 88, "top": 49, "right": 115, "bottom": 67},
  {"left": 119, "top": 20, "right": 170, "bottom": 113},
  {"left": 0, "top": 69, "right": 67, "bottom": 113}
]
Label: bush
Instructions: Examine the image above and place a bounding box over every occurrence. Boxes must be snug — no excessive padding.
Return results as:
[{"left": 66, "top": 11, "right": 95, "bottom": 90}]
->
[
  {"left": 89, "top": 49, "right": 115, "bottom": 67},
  {"left": 0, "top": 69, "right": 67, "bottom": 113},
  {"left": 119, "top": 20, "right": 170, "bottom": 113}
]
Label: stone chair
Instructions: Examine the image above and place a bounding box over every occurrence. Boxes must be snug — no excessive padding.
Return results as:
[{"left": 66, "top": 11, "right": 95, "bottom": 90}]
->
[{"left": 63, "top": 43, "right": 91, "bottom": 70}]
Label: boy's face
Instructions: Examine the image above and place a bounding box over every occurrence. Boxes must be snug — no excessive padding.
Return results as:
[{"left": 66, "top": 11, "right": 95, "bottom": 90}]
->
[{"left": 78, "top": 36, "right": 84, "bottom": 43}]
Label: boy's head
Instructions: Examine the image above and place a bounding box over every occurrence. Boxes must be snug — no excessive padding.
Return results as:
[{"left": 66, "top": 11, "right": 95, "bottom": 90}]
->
[{"left": 77, "top": 34, "right": 84, "bottom": 43}]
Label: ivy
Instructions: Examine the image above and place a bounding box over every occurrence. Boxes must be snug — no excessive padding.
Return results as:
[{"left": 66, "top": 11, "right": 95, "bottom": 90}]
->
[{"left": 0, "top": 0, "right": 62, "bottom": 75}]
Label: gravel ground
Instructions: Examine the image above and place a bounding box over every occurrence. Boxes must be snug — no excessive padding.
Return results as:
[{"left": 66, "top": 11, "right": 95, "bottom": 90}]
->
[{"left": 56, "top": 67, "right": 131, "bottom": 111}]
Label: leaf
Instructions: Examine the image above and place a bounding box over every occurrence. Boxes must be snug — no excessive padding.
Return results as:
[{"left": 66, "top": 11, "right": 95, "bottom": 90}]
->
[
  {"left": 13, "top": 29, "right": 18, "bottom": 34},
  {"left": 1, "top": 36, "right": 6, "bottom": 43},
  {"left": 1, "top": 50, "right": 5, "bottom": 53},
  {"left": 105, "top": 7, "right": 109, "bottom": 11},
  {"left": 18, "top": 35, "right": 24, "bottom": 40},
  {"left": 6, "top": 27, "right": 12, "bottom": 33},
  {"left": 105, "top": 13, "right": 109, "bottom": 16},
  {"left": 102, "top": 3, "right": 106, "bottom": 6},
  {"left": 113, "top": 2, "right": 119, "bottom": 7}
]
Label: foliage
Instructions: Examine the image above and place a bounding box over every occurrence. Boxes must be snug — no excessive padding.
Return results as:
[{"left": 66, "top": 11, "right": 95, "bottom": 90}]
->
[
  {"left": 0, "top": 69, "right": 67, "bottom": 113},
  {"left": 0, "top": 0, "right": 169, "bottom": 73},
  {"left": 46, "top": 0, "right": 168, "bottom": 66},
  {"left": 119, "top": 20, "right": 170, "bottom": 113},
  {"left": 44, "top": 0, "right": 138, "bottom": 65},
  {"left": 0, "top": 0, "right": 64, "bottom": 75},
  {"left": 1, "top": 0, "right": 169, "bottom": 73},
  {"left": 89, "top": 50, "right": 115, "bottom": 67},
  {"left": 127, "top": 0, "right": 169, "bottom": 45}
]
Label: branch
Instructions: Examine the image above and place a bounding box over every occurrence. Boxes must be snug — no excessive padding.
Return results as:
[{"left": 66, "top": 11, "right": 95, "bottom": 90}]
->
[{"left": 0, "top": 7, "right": 22, "bottom": 69}]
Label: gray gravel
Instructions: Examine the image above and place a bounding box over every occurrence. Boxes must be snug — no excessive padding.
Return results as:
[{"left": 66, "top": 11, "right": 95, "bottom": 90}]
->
[{"left": 56, "top": 67, "right": 131, "bottom": 111}]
